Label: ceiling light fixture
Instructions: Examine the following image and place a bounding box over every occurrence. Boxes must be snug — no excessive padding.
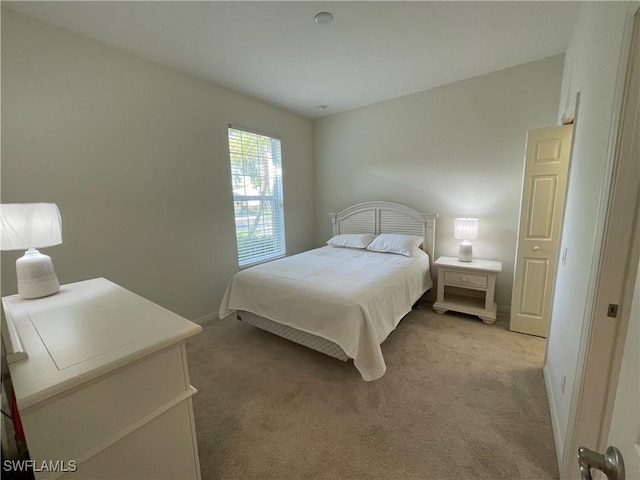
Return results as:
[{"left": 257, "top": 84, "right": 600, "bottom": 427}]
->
[{"left": 314, "top": 12, "right": 333, "bottom": 25}]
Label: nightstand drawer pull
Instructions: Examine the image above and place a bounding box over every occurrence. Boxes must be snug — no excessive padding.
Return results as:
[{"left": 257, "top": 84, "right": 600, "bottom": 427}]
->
[{"left": 444, "top": 271, "right": 488, "bottom": 288}]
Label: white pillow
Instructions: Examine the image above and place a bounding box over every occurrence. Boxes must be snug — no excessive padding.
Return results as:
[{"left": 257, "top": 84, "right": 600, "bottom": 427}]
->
[
  {"left": 366, "top": 233, "right": 424, "bottom": 257},
  {"left": 327, "top": 233, "right": 376, "bottom": 249}
]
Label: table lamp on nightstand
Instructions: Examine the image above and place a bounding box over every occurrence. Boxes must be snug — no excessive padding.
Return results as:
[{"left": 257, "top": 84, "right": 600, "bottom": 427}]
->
[
  {"left": 1, "top": 203, "right": 63, "bottom": 299},
  {"left": 454, "top": 217, "right": 479, "bottom": 262}
]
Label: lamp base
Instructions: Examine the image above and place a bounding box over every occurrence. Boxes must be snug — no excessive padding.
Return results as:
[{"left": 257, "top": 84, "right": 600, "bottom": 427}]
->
[
  {"left": 16, "top": 249, "right": 60, "bottom": 299},
  {"left": 458, "top": 241, "right": 473, "bottom": 262}
]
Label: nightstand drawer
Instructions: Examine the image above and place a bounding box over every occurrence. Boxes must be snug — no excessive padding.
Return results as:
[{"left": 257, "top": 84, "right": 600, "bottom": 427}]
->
[{"left": 444, "top": 271, "right": 488, "bottom": 289}]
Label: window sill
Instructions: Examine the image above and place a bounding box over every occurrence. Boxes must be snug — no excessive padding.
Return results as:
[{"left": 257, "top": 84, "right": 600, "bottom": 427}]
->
[{"left": 239, "top": 254, "right": 286, "bottom": 269}]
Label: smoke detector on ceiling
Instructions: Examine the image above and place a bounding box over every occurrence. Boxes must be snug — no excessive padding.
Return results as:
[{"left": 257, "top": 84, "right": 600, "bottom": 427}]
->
[{"left": 314, "top": 12, "right": 333, "bottom": 25}]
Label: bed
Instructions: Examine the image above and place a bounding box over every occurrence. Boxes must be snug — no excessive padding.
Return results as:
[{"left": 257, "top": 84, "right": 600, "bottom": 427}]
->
[{"left": 219, "top": 201, "right": 438, "bottom": 381}]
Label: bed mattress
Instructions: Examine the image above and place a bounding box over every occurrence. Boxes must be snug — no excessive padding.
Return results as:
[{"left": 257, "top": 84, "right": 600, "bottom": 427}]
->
[{"left": 219, "top": 246, "right": 431, "bottom": 381}]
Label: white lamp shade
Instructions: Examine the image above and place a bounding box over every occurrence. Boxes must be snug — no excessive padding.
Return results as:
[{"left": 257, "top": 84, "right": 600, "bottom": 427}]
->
[
  {"left": 454, "top": 218, "right": 479, "bottom": 241},
  {"left": 1, "top": 203, "right": 62, "bottom": 251}
]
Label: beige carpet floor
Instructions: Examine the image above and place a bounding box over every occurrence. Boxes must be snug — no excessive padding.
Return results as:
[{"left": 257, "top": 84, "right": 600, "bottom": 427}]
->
[{"left": 186, "top": 304, "right": 558, "bottom": 480}]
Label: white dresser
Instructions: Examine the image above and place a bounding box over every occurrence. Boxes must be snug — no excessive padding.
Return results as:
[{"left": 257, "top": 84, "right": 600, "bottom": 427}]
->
[{"left": 1, "top": 278, "right": 202, "bottom": 479}]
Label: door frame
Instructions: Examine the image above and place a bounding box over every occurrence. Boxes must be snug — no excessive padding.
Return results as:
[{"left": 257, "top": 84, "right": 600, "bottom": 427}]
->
[{"left": 560, "top": 9, "right": 640, "bottom": 479}]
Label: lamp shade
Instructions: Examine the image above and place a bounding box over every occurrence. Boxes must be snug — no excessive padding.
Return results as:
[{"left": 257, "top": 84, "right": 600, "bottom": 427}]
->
[
  {"left": 454, "top": 218, "right": 479, "bottom": 241},
  {"left": 0, "top": 203, "right": 62, "bottom": 251}
]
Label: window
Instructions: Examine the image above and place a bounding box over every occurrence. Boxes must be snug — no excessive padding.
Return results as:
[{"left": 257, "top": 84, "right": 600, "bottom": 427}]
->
[{"left": 228, "top": 127, "right": 285, "bottom": 267}]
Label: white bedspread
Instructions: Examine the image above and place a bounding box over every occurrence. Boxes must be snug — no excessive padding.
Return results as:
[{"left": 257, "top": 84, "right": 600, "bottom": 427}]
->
[{"left": 219, "top": 246, "right": 432, "bottom": 381}]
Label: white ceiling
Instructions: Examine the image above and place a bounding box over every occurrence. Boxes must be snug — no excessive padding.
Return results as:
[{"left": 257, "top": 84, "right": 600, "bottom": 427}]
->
[{"left": 5, "top": 1, "right": 580, "bottom": 119}]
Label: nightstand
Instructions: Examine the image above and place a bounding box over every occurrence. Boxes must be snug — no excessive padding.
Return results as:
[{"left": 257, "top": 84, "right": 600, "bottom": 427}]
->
[{"left": 432, "top": 256, "right": 502, "bottom": 324}]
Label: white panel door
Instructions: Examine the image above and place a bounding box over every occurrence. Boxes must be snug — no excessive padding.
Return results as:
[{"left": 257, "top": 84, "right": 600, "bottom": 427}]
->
[{"left": 510, "top": 125, "right": 573, "bottom": 337}]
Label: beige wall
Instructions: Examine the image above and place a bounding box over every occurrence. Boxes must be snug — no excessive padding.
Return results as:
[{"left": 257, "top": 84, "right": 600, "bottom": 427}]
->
[
  {"left": 313, "top": 56, "right": 564, "bottom": 307},
  {"left": 0, "top": 9, "right": 314, "bottom": 320},
  {"left": 545, "top": 1, "right": 639, "bottom": 462}
]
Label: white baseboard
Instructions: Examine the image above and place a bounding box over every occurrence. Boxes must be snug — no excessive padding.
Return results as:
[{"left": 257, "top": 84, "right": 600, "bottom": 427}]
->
[
  {"left": 543, "top": 363, "right": 564, "bottom": 471},
  {"left": 193, "top": 312, "right": 218, "bottom": 325}
]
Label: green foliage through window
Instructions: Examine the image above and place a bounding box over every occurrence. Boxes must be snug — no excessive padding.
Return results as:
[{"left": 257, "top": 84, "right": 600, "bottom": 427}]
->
[{"left": 228, "top": 127, "right": 285, "bottom": 267}]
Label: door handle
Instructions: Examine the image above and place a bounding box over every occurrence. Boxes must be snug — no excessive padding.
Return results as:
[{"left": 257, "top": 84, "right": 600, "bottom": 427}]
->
[
  {"left": 533, "top": 246, "right": 541, "bottom": 251},
  {"left": 578, "top": 446, "right": 625, "bottom": 480}
]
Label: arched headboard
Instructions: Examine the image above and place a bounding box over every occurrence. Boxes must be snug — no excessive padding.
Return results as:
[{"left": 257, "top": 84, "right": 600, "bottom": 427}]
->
[{"left": 328, "top": 201, "right": 438, "bottom": 263}]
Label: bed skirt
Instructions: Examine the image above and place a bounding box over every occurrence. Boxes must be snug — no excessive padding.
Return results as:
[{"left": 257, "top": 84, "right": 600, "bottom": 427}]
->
[{"left": 237, "top": 311, "right": 351, "bottom": 362}]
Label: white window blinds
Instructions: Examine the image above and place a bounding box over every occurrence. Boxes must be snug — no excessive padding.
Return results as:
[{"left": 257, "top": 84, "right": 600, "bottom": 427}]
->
[{"left": 228, "top": 127, "right": 286, "bottom": 267}]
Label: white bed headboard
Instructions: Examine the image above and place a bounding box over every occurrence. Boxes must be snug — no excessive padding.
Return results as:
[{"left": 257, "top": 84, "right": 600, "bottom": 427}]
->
[{"left": 328, "top": 201, "right": 438, "bottom": 263}]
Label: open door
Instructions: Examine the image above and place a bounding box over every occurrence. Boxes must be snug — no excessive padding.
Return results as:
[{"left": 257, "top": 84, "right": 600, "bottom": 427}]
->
[{"left": 561, "top": 9, "right": 640, "bottom": 479}]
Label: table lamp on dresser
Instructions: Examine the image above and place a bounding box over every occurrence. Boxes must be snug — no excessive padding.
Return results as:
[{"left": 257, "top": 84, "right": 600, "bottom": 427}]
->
[{"left": 0, "top": 203, "right": 63, "bottom": 299}]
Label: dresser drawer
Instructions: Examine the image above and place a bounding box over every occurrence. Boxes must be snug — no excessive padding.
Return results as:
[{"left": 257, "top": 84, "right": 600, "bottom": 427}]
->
[
  {"left": 61, "top": 398, "right": 199, "bottom": 480},
  {"left": 21, "top": 345, "right": 190, "bottom": 466},
  {"left": 443, "top": 270, "right": 488, "bottom": 289}
]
